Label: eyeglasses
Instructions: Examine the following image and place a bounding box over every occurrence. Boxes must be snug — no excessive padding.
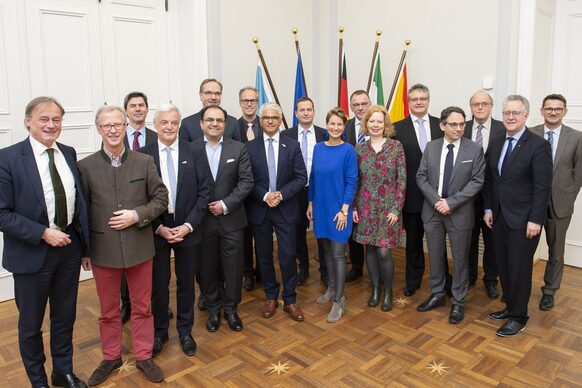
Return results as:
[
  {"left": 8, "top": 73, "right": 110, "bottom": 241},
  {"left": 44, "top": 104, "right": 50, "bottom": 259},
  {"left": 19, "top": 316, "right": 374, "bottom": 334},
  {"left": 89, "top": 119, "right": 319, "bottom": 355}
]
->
[
  {"left": 240, "top": 99, "right": 258, "bottom": 105},
  {"left": 202, "top": 91, "right": 222, "bottom": 97},
  {"left": 543, "top": 107, "right": 565, "bottom": 114},
  {"left": 445, "top": 122, "right": 466, "bottom": 129},
  {"left": 261, "top": 116, "right": 281, "bottom": 121},
  {"left": 351, "top": 102, "right": 370, "bottom": 109},
  {"left": 502, "top": 111, "right": 524, "bottom": 118},
  {"left": 409, "top": 97, "right": 429, "bottom": 103},
  {"left": 100, "top": 123, "right": 126, "bottom": 131},
  {"left": 203, "top": 118, "right": 226, "bottom": 124},
  {"left": 471, "top": 102, "right": 492, "bottom": 108}
]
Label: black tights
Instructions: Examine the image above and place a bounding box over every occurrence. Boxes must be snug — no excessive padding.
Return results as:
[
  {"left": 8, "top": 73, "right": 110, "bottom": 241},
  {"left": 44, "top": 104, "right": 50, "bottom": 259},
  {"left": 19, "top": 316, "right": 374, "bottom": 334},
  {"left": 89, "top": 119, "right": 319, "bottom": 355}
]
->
[
  {"left": 366, "top": 245, "right": 394, "bottom": 289},
  {"left": 319, "top": 238, "right": 346, "bottom": 302}
]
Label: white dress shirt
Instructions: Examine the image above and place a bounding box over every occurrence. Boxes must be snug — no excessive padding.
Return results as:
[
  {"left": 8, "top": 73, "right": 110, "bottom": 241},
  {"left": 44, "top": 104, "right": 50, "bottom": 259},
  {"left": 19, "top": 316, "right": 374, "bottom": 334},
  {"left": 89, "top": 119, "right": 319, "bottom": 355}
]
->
[
  {"left": 410, "top": 113, "right": 432, "bottom": 143},
  {"left": 263, "top": 131, "right": 281, "bottom": 201},
  {"left": 544, "top": 125, "right": 561, "bottom": 162},
  {"left": 298, "top": 124, "right": 316, "bottom": 184},
  {"left": 471, "top": 117, "right": 492, "bottom": 153},
  {"left": 438, "top": 138, "right": 461, "bottom": 197},
  {"left": 158, "top": 139, "right": 179, "bottom": 214}
]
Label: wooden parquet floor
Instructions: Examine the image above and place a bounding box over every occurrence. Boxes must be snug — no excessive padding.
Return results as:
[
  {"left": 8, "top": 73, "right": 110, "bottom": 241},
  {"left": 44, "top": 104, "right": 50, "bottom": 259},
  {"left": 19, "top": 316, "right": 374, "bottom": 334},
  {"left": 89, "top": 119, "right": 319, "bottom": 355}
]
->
[{"left": 1, "top": 233, "right": 582, "bottom": 387}]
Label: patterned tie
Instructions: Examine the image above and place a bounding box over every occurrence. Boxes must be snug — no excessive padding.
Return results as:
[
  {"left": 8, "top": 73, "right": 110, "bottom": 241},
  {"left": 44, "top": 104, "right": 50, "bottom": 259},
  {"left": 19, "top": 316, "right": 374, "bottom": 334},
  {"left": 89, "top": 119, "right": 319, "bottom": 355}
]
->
[
  {"left": 417, "top": 119, "right": 428, "bottom": 152},
  {"left": 547, "top": 131, "right": 554, "bottom": 161},
  {"left": 476, "top": 124, "right": 484, "bottom": 147},
  {"left": 165, "top": 147, "right": 177, "bottom": 209},
  {"left": 501, "top": 137, "right": 514, "bottom": 175},
  {"left": 267, "top": 138, "right": 277, "bottom": 192},
  {"left": 246, "top": 122, "right": 255, "bottom": 141},
  {"left": 132, "top": 131, "right": 141, "bottom": 151},
  {"left": 301, "top": 129, "right": 308, "bottom": 167},
  {"left": 46, "top": 148, "right": 67, "bottom": 230},
  {"left": 356, "top": 122, "right": 364, "bottom": 143},
  {"left": 441, "top": 144, "right": 454, "bottom": 198}
]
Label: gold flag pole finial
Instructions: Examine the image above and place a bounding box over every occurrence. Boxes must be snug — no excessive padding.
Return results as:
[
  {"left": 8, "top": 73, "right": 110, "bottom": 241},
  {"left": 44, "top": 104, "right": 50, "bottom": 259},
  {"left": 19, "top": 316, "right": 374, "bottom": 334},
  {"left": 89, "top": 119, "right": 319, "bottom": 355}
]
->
[
  {"left": 405, "top": 39, "right": 411, "bottom": 47},
  {"left": 338, "top": 26, "right": 344, "bottom": 38},
  {"left": 376, "top": 30, "right": 382, "bottom": 42},
  {"left": 252, "top": 36, "right": 259, "bottom": 49}
]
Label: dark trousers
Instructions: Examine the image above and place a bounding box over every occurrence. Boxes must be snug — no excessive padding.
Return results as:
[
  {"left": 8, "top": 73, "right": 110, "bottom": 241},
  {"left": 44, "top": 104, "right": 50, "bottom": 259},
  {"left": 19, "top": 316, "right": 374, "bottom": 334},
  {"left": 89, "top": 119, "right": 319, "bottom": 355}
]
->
[
  {"left": 251, "top": 214, "right": 298, "bottom": 304},
  {"left": 243, "top": 225, "right": 260, "bottom": 278},
  {"left": 403, "top": 212, "right": 426, "bottom": 288},
  {"left": 151, "top": 242, "right": 198, "bottom": 339},
  {"left": 198, "top": 217, "right": 243, "bottom": 314},
  {"left": 13, "top": 226, "right": 82, "bottom": 387},
  {"left": 469, "top": 197, "right": 497, "bottom": 286},
  {"left": 492, "top": 209, "right": 540, "bottom": 324},
  {"left": 542, "top": 202, "right": 571, "bottom": 295},
  {"left": 296, "top": 187, "right": 326, "bottom": 275}
]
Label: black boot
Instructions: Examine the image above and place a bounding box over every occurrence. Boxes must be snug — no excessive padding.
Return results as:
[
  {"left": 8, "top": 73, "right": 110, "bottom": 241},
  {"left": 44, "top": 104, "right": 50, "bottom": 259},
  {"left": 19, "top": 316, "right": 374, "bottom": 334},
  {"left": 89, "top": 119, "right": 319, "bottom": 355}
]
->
[
  {"left": 381, "top": 288, "right": 393, "bottom": 312},
  {"left": 368, "top": 286, "right": 381, "bottom": 307}
]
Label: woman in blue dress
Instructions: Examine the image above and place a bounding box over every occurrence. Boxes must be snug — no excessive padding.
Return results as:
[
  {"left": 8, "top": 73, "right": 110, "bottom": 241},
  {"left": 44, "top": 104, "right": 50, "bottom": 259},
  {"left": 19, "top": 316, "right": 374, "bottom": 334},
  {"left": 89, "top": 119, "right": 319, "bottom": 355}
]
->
[{"left": 307, "top": 107, "right": 358, "bottom": 323}]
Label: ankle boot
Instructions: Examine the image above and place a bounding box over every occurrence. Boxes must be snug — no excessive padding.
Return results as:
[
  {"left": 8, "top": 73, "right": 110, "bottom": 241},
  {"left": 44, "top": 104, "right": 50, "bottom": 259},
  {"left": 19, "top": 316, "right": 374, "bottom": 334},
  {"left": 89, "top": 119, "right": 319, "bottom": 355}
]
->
[
  {"left": 368, "top": 286, "right": 381, "bottom": 307},
  {"left": 381, "top": 288, "right": 393, "bottom": 312}
]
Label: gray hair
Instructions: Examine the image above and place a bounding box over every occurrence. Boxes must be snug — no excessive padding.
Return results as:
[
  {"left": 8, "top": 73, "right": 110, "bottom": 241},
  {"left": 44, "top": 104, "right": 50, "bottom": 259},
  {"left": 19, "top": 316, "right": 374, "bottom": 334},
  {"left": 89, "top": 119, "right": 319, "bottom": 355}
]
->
[
  {"left": 239, "top": 86, "right": 258, "bottom": 99},
  {"left": 503, "top": 95, "right": 530, "bottom": 114},
  {"left": 408, "top": 83, "right": 430, "bottom": 98},
  {"left": 259, "top": 102, "right": 282, "bottom": 118},
  {"left": 25, "top": 96, "right": 65, "bottom": 117},
  {"left": 469, "top": 90, "right": 494, "bottom": 104},
  {"left": 95, "top": 105, "right": 127, "bottom": 126},
  {"left": 154, "top": 102, "right": 181, "bottom": 121}
]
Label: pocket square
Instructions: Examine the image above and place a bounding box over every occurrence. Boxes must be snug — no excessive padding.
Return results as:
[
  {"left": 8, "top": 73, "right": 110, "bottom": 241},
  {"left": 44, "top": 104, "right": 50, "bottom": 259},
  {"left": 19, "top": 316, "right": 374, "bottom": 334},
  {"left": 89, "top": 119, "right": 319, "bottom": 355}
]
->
[
  {"left": 461, "top": 159, "right": 473, "bottom": 163},
  {"left": 182, "top": 160, "right": 188, "bottom": 164},
  {"left": 281, "top": 143, "right": 287, "bottom": 148},
  {"left": 226, "top": 158, "right": 235, "bottom": 163}
]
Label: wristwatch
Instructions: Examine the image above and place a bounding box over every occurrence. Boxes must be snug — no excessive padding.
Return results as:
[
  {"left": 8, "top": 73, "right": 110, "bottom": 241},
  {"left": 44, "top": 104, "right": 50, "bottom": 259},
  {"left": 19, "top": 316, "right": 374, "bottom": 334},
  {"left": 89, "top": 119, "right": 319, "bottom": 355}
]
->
[{"left": 341, "top": 209, "right": 348, "bottom": 216}]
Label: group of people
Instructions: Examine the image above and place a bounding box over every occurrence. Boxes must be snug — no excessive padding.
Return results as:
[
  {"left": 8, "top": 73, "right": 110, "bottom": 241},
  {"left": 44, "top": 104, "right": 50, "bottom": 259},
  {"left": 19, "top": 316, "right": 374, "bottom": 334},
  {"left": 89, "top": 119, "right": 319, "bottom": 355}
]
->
[{"left": 0, "top": 77, "right": 580, "bottom": 388}]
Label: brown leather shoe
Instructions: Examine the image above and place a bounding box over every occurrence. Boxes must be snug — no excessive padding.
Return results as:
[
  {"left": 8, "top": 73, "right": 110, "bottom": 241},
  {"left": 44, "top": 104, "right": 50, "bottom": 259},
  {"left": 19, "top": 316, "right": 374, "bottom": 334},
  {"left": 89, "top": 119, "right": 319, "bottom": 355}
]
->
[
  {"left": 262, "top": 299, "right": 278, "bottom": 318},
  {"left": 88, "top": 358, "right": 122, "bottom": 386},
  {"left": 283, "top": 303, "right": 304, "bottom": 322},
  {"left": 136, "top": 358, "right": 164, "bottom": 383}
]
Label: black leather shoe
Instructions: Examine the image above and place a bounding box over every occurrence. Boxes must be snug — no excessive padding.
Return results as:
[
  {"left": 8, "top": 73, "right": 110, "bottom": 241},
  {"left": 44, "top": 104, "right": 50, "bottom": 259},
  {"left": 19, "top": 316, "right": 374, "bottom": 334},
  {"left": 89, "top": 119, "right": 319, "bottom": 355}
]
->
[
  {"left": 224, "top": 312, "right": 243, "bottom": 331},
  {"left": 485, "top": 284, "right": 500, "bottom": 299},
  {"left": 449, "top": 304, "right": 464, "bottom": 324},
  {"left": 198, "top": 294, "right": 207, "bottom": 311},
  {"left": 345, "top": 268, "right": 363, "bottom": 282},
  {"left": 297, "top": 268, "right": 309, "bottom": 285},
  {"left": 496, "top": 319, "right": 525, "bottom": 337},
  {"left": 417, "top": 294, "right": 446, "bottom": 312},
  {"left": 489, "top": 309, "right": 510, "bottom": 321},
  {"left": 120, "top": 306, "right": 131, "bottom": 324},
  {"left": 403, "top": 285, "right": 418, "bottom": 297},
  {"left": 243, "top": 275, "right": 255, "bottom": 291},
  {"left": 206, "top": 312, "right": 221, "bottom": 332},
  {"left": 152, "top": 335, "right": 168, "bottom": 358},
  {"left": 168, "top": 307, "right": 174, "bottom": 319},
  {"left": 179, "top": 335, "right": 197, "bottom": 356},
  {"left": 539, "top": 294, "right": 554, "bottom": 311},
  {"left": 51, "top": 372, "right": 87, "bottom": 388}
]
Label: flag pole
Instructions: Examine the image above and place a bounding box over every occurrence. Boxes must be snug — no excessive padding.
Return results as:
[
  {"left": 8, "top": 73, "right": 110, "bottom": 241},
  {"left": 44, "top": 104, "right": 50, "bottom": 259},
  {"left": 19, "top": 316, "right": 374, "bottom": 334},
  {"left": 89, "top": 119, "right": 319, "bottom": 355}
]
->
[
  {"left": 253, "top": 36, "right": 289, "bottom": 129},
  {"left": 337, "top": 26, "right": 344, "bottom": 106},
  {"left": 292, "top": 28, "right": 308, "bottom": 97},
  {"left": 386, "top": 39, "right": 411, "bottom": 110},
  {"left": 366, "top": 30, "right": 382, "bottom": 93}
]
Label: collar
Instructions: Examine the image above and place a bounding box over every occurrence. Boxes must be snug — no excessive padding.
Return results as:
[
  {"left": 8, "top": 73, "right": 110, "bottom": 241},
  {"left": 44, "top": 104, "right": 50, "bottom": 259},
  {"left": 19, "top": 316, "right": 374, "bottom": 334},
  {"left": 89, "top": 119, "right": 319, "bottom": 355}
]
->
[
  {"left": 159, "top": 138, "right": 179, "bottom": 151},
  {"left": 299, "top": 124, "right": 314, "bottom": 134},
  {"left": 204, "top": 135, "right": 224, "bottom": 146},
  {"left": 29, "top": 136, "right": 58, "bottom": 156},
  {"left": 506, "top": 127, "right": 527, "bottom": 141},
  {"left": 264, "top": 131, "right": 280, "bottom": 143},
  {"left": 444, "top": 137, "right": 462, "bottom": 148},
  {"left": 473, "top": 117, "right": 492, "bottom": 130},
  {"left": 410, "top": 113, "right": 430, "bottom": 123},
  {"left": 544, "top": 125, "right": 562, "bottom": 136},
  {"left": 100, "top": 146, "right": 127, "bottom": 164},
  {"left": 127, "top": 125, "right": 146, "bottom": 136}
]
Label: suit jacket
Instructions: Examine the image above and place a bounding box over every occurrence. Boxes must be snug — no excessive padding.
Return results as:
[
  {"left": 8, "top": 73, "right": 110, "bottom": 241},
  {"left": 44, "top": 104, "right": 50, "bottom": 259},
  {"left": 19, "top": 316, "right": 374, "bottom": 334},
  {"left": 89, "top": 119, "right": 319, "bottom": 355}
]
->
[
  {"left": 344, "top": 118, "right": 358, "bottom": 146},
  {"left": 123, "top": 126, "right": 158, "bottom": 150},
  {"left": 282, "top": 124, "right": 328, "bottom": 143},
  {"left": 0, "top": 139, "right": 90, "bottom": 274},
  {"left": 193, "top": 137, "right": 254, "bottom": 233},
  {"left": 483, "top": 128, "right": 553, "bottom": 229},
  {"left": 78, "top": 149, "right": 168, "bottom": 268},
  {"left": 464, "top": 118, "right": 506, "bottom": 155},
  {"left": 416, "top": 137, "right": 485, "bottom": 230},
  {"left": 245, "top": 134, "right": 307, "bottom": 225},
  {"left": 140, "top": 140, "right": 211, "bottom": 248},
  {"left": 180, "top": 110, "right": 241, "bottom": 142},
  {"left": 238, "top": 116, "right": 261, "bottom": 143},
  {"left": 530, "top": 124, "right": 582, "bottom": 218},
  {"left": 394, "top": 115, "right": 443, "bottom": 213}
]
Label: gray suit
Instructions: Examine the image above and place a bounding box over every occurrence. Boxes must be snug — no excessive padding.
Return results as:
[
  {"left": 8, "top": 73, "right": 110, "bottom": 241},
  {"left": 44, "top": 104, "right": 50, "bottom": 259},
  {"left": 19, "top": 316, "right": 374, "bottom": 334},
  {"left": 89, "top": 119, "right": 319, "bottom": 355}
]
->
[
  {"left": 416, "top": 137, "right": 485, "bottom": 305},
  {"left": 530, "top": 124, "right": 582, "bottom": 294}
]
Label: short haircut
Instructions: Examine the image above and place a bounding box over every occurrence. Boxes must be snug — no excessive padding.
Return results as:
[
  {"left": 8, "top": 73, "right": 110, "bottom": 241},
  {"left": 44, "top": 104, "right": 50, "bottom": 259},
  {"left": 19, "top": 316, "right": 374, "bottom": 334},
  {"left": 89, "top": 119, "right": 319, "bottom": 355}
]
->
[
  {"left": 350, "top": 90, "right": 369, "bottom": 102},
  {"left": 295, "top": 96, "right": 314, "bottom": 111},
  {"left": 440, "top": 106, "right": 466, "bottom": 123},
  {"left": 408, "top": 83, "right": 430, "bottom": 98},
  {"left": 469, "top": 90, "right": 494, "bottom": 105},
  {"left": 25, "top": 96, "right": 65, "bottom": 117},
  {"left": 325, "top": 107, "right": 348, "bottom": 125},
  {"left": 542, "top": 93, "right": 567, "bottom": 108},
  {"left": 503, "top": 94, "right": 530, "bottom": 114},
  {"left": 154, "top": 102, "right": 181, "bottom": 121},
  {"left": 199, "top": 78, "right": 223, "bottom": 93},
  {"left": 259, "top": 102, "right": 282, "bottom": 118},
  {"left": 123, "top": 91, "right": 148, "bottom": 110},
  {"left": 95, "top": 105, "right": 127, "bottom": 126},
  {"left": 361, "top": 105, "right": 394, "bottom": 138},
  {"left": 238, "top": 86, "right": 258, "bottom": 99},
  {"left": 200, "top": 105, "right": 227, "bottom": 121}
]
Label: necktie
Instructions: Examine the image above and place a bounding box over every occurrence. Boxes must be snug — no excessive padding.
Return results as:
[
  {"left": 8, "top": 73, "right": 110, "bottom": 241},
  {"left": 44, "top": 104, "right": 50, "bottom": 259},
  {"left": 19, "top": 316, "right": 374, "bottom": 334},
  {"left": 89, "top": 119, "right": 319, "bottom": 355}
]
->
[
  {"left": 501, "top": 137, "right": 514, "bottom": 175},
  {"left": 46, "top": 148, "right": 67, "bottom": 230},
  {"left": 547, "top": 131, "right": 554, "bottom": 161},
  {"left": 356, "top": 122, "right": 364, "bottom": 143},
  {"left": 165, "top": 147, "right": 177, "bottom": 209},
  {"left": 417, "top": 119, "right": 428, "bottom": 152},
  {"left": 267, "top": 138, "right": 277, "bottom": 192},
  {"left": 476, "top": 124, "right": 484, "bottom": 147},
  {"left": 301, "top": 129, "right": 308, "bottom": 166},
  {"left": 246, "top": 122, "right": 255, "bottom": 141},
  {"left": 441, "top": 144, "right": 454, "bottom": 198},
  {"left": 133, "top": 131, "right": 141, "bottom": 151}
]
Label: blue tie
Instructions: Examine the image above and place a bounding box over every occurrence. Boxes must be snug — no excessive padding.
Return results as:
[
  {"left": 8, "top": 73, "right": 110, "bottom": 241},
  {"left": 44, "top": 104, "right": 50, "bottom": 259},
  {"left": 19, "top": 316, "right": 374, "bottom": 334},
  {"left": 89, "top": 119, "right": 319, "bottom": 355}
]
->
[
  {"left": 301, "top": 129, "right": 308, "bottom": 167},
  {"left": 267, "top": 138, "right": 277, "bottom": 192},
  {"left": 547, "top": 131, "right": 554, "bottom": 161},
  {"left": 356, "top": 122, "right": 364, "bottom": 143},
  {"left": 500, "top": 137, "right": 514, "bottom": 175},
  {"left": 441, "top": 144, "right": 454, "bottom": 198},
  {"left": 165, "top": 147, "right": 177, "bottom": 208}
]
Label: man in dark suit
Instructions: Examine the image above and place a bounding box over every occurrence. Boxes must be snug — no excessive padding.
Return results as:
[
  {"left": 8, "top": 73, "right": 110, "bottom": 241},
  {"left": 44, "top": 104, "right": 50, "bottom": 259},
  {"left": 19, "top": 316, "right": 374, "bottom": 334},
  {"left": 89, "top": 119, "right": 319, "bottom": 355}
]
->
[
  {"left": 394, "top": 83, "right": 446, "bottom": 297},
  {"left": 246, "top": 102, "right": 307, "bottom": 322},
  {"left": 179, "top": 78, "right": 241, "bottom": 142},
  {"left": 483, "top": 95, "right": 552, "bottom": 337},
  {"left": 195, "top": 106, "right": 254, "bottom": 333},
  {"left": 140, "top": 103, "right": 210, "bottom": 357},
  {"left": 530, "top": 94, "right": 582, "bottom": 311},
  {"left": 283, "top": 97, "right": 328, "bottom": 286},
  {"left": 464, "top": 90, "right": 506, "bottom": 299},
  {"left": 343, "top": 90, "right": 370, "bottom": 282},
  {"left": 416, "top": 107, "right": 485, "bottom": 324},
  {"left": 237, "top": 86, "right": 261, "bottom": 291},
  {"left": 0, "top": 96, "right": 90, "bottom": 387}
]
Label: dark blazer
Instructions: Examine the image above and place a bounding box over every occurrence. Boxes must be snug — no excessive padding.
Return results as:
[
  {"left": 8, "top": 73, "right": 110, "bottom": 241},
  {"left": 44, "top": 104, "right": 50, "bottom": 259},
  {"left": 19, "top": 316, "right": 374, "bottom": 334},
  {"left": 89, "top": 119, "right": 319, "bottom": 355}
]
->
[
  {"left": 245, "top": 134, "right": 307, "bottom": 225},
  {"left": 140, "top": 140, "right": 211, "bottom": 248},
  {"left": 123, "top": 127, "right": 158, "bottom": 150},
  {"left": 180, "top": 110, "right": 241, "bottom": 142},
  {"left": 193, "top": 137, "right": 254, "bottom": 233},
  {"left": 483, "top": 128, "right": 553, "bottom": 229},
  {"left": 394, "top": 115, "right": 443, "bottom": 213},
  {"left": 344, "top": 118, "right": 358, "bottom": 145},
  {"left": 464, "top": 118, "right": 506, "bottom": 155},
  {"left": 282, "top": 124, "right": 328, "bottom": 143},
  {"left": 238, "top": 117, "right": 261, "bottom": 143},
  {"left": 0, "top": 139, "right": 90, "bottom": 273}
]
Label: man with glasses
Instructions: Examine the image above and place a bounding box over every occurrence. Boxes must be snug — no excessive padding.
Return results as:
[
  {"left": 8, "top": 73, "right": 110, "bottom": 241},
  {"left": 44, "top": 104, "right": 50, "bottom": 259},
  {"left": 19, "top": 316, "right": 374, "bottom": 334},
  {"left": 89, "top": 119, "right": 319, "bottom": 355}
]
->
[
  {"left": 416, "top": 107, "right": 485, "bottom": 324},
  {"left": 530, "top": 94, "right": 582, "bottom": 311},
  {"left": 179, "top": 78, "right": 241, "bottom": 142},
  {"left": 483, "top": 95, "right": 552, "bottom": 337},
  {"left": 464, "top": 90, "right": 505, "bottom": 299}
]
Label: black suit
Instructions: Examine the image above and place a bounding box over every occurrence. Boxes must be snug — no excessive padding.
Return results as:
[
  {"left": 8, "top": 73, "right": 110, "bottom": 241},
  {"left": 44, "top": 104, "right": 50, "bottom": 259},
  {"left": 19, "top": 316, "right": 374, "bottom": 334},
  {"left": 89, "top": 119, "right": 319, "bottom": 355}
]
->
[
  {"left": 180, "top": 110, "right": 241, "bottom": 142},
  {"left": 483, "top": 128, "right": 552, "bottom": 323},
  {"left": 140, "top": 140, "right": 210, "bottom": 339},
  {"left": 464, "top": 118, "right": 505, "bottom": 287},
  {"left": 238, "top": 116, "right": 261, "bottom": 143},
  {"left": 0, "top": 139, "right": 89, "bottom": 386},
  {"left": 245, "top": 134, "right": 307, "bottom": 304},
  {"left": 394, "top": 115, "right": 444, "bottom": 289},
  {"left": 193, "top": 137, "right": 254, "bottom": 314}
]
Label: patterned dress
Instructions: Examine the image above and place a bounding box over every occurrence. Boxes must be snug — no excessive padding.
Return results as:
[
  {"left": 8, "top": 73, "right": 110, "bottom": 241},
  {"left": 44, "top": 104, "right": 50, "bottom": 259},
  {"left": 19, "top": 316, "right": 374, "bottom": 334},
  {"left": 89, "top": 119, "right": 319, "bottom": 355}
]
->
[{"left": 353, "top": 139, "right": 406, "bottom": 248}]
